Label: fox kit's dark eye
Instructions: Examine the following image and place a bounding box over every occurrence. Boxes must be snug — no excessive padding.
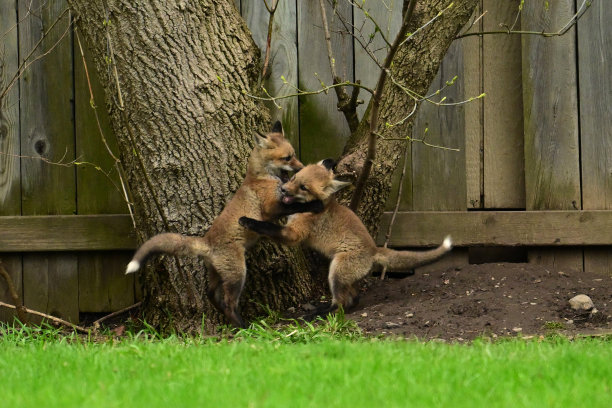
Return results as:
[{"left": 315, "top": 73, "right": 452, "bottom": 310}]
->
[
  {"left": 283, "top": 155, "right": 292, "bottom": 161},
  {"left": 300, "top": 184, "right": 309, "bottom": 192}
]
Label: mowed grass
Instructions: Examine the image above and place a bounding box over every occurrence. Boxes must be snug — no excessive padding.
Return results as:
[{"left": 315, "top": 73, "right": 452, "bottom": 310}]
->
[{"left": 0, "top": 322, "right": 611, "bottom": 408}]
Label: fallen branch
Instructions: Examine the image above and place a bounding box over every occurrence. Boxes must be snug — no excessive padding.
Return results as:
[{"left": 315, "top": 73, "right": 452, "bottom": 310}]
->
[
  {"left": 0, "top": 301, "right": 88, "bottom": 333},
  {"left": 92, "top": 301, "right": 142, "bottom": 330}
]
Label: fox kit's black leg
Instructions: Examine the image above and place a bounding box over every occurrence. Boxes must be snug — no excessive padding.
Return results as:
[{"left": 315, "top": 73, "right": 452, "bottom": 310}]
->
[
  {"left": 278, "top": 200, "right": 324, "bottom": 216},
  {"left": 239, "top": 217, "right": 285, "bottom": 240}
]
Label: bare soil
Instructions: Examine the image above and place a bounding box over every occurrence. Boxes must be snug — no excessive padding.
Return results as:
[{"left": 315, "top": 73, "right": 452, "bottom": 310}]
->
[{"left": 294, "top": 263, "right": 612, "bottom": 341}]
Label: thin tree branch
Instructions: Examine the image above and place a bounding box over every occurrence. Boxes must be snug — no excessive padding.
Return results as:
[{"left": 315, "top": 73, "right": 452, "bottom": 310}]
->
[
  {"left": 319, "top": 0, "right": 360, "bottom": 133},
  {"left": 456, "top": 0, "right": 592, "bottom": 39},
  {"left": 0, "top": 260, "right": 27, "bottom": 323},
  {"left": 74, "top": 27, "right": 136, "bottom": 227},
  {"left": 380, "top": 142, "right": 410, "bottom": 280},
  {"left": 349, "top": 0, "right": 418, "bottom": 211},
  {"left": 260, "top": 0, "right": 279, "bottom": 82},
  {"left": 0, "top": 8, "right": 71, "bottom": 101}
]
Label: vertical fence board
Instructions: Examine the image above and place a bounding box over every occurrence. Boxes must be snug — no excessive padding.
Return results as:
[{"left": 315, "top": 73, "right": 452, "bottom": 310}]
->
[
  {"left": 463, "top": 5, "right": 484, "bottom": 210},
  {"left": 412, "top": 42, "right": 466, "bottom": 212},
  {"left": 242, "top": 0, "right": 299, "bottom": 151},
  {"left": 411, "top": 41, "right": 468, "bottom": 270},
  {"left": 297, "top": 0, "right": 353, "bottom": 164},
  {"left": 0, "top": 0, "right": 22, "bottom": 322},
  {"left": 482, "top": 0, "right": 524, "bottom": 209},
  {"left": 353, "top": 0, "right": 402, "bottom": 120},
  {"left": 522, "top": 0, "right": 582, "bottom": 272},
  {"left": 19, "top": 0, "right": 79, "bottom": 322},
  {"left": 74, "top": 36, "right": 133, "bottom": 313},
  {"left": 578, "top": 0, "right": 612, "bottom": 276}
]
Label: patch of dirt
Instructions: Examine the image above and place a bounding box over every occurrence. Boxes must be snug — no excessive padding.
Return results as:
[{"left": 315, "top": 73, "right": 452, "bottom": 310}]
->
[{"left": 294, "top": 263, "right": 612, "bottom": 341}]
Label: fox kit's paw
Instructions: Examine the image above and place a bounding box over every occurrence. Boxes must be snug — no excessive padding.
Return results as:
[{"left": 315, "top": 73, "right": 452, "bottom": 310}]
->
[{"left": 239, "top": 216, "right": 258, "bottom": 230}]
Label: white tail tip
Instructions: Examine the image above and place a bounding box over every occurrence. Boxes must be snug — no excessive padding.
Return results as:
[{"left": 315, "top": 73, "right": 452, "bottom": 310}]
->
[
  {"left": 442, "top": 236, "right": 453, "bottom": 250},
  {"left": 125, "top": 260, "right": 140, "bottom": 274}
]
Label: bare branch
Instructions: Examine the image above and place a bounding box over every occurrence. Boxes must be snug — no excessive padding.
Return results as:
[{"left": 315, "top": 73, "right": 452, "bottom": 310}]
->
[
  {"left": 349, "top": 0, "right": 418, "bottom": 211},
  {"left": 456, "top": 0, "right": 592, "bottom": 39},
  {"left": 0, "top": 8, "right": 71, "bottom": 101},
  {"left": 319, "top": 0, "right": 360, "bottom": 133},
  {"left": 260, "top": 0, "right": 279, "bottom": 82},
  {"left": 0, "top": 260, "right": 27, "bottom": 323}
]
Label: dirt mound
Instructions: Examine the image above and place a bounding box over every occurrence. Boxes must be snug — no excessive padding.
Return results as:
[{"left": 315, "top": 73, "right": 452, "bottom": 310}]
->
[{"left": 302, "top": 263, "right": 612, "bottom": 340}]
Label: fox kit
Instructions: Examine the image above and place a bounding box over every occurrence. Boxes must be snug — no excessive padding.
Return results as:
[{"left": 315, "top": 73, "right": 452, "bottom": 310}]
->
[
  {"left": 125, "top": 122, "right": 322, "bottom": 327},
  {"left": 239, "top": 159, "right": 452, "bottom": 313}
]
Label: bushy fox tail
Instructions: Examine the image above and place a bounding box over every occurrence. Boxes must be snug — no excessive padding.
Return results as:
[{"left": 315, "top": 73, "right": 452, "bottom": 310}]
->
[
  {"left": 125, "top": 233, "right": 210, "bottom": 274},
  {"left": 375, "top": 236, "right": 452, "bottom": 272}
]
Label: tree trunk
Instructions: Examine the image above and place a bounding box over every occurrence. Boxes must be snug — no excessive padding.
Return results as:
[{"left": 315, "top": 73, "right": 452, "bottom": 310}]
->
[
  {"left": 338, "top": 0, "right": 478, "bottom": 234},
  {"left": 68, "top": 0, "right": 325, "bottom": 332}
]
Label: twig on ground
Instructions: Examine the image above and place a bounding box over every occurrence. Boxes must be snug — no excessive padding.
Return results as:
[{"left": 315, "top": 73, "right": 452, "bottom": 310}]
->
[{"left": 92, "top": 301, "right": 142, "bottom": 330}]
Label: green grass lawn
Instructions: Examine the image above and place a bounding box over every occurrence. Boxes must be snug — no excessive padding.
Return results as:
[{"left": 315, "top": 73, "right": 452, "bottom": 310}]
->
[{"left": 1, "top": 322, "right": 611, "bottom": 408}]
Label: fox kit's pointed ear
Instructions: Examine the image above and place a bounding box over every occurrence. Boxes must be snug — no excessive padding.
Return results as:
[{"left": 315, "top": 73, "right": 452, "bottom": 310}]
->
[
  {"left": 318, "top": 158, "right": 337, "bottom": 171},
  {"left": 254, "top": 132, "right": 269, "bottom": 148},
  {"left": 326, "top": 179, "right": 351, "bottom": 195},
  {"left": 271, "top": 121, "right": 283, "bottom": 134}
]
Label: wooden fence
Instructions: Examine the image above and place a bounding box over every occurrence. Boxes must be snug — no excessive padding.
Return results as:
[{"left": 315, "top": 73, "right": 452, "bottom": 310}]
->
[{"left": 1, "top": 0, "right": 610, "bottom": 323}]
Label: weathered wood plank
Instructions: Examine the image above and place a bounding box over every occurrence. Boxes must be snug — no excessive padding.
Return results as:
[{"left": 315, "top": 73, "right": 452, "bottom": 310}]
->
[
  {"left": 0, "top": 0, "right": 20, "bottom": 213},
  {"left": 482, "top": 0, "right": 524, "bottom": 208},
  {"left": 0, "top": 0, "right": 23, "bottom": 323},
  {"left": 521, "top": 0, "right": 582, "bottom": 271},
  {"left": 353, "top": 0, "right": 402, "bottom": 120},
  {"left": 377, "top": 211, "right": 612, "bottom": 247},
  {"left": 578, "top": 0, "right": 612, "bottom": 276},
  {"left": 23, "top": 254, "right": 79, "bottom": 322},
  {"left": 411, "top": 41, "right": 467, "bottom": 212},
  {"left": 242, "top": 0, "right": 299, "bottom": 150},
  {"left": 297, "top": 0, "right": 353, "bottom": 164},
  {"left": 77, "top": 252, "right": 134, "bottom": 313},
  {"left": 463, "top": 7, "right": 483, "bottom": 210},
  {"left": 0, "top": 215, "right": 137, "bottom": 251},
  {"left": 19, "top": 0, "right": 78, "bottom": 323},
  {"left": 74, "top": 36, "right": 134, "bottom": 312}
]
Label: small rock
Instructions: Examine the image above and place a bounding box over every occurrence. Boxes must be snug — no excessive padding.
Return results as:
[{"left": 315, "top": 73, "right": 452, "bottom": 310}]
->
[
  {"left": 385, "top": 322, "right": 400, "bottom": 329},
  {"left": 512, "top": 327, "right": 523, "bottom": 333},
  {"left": 361, "top": 312, "right": 368, "bottom": 317},
  {"left": 569, "top": 294, "right": 594, "bottom": 311},
  {"left": 302, "top": 303, "right": 316, "bottom": 312},
  {"left": 287, "top": 307, "right": 296, "bottom": 314},
  {"left": 405, "top": 312, "right": 414, "bottom": 318}
]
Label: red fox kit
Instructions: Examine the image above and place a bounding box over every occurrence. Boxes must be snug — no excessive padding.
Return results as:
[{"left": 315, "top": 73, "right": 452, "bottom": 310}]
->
[
  {"left": 125, "top": 122, "right": 322, "bottom": 327},
  {"left": 239, "top": 159, "right": 452, "bottom": 313}
]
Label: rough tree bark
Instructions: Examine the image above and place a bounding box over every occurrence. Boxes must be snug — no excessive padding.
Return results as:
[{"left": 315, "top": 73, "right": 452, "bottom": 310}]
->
[
  {"left": 68, "top": 0, "right": 325, "bottom": 332},
  {"left": 338, "top": 0, "right": 478, "bottom": 233},
  {"left": 68, "top": 0, "right": 478, "bottom": 332}
]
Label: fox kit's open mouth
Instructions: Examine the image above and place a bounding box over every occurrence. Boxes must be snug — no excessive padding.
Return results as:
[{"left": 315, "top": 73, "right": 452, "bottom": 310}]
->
[
  {"left": 279, "top": 169, "right": 291, "bottom": 183},
  {"left": 281, "top": 195, "right": 295, "bottom": 204}
]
